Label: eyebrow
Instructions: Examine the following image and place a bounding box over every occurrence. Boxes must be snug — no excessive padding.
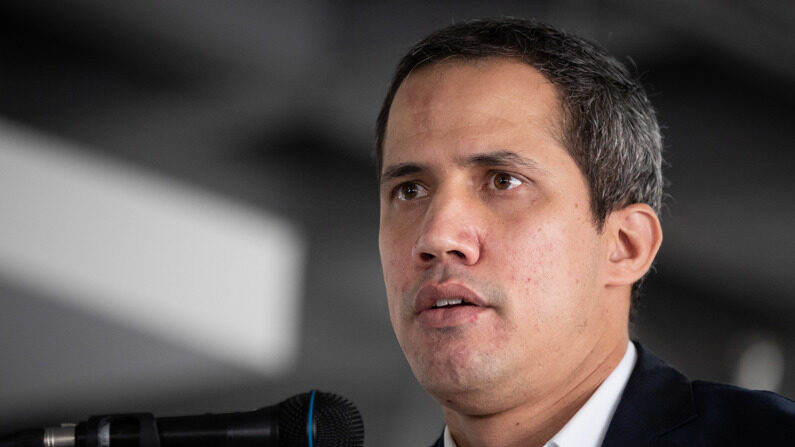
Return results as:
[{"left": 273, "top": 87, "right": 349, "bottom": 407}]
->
[
  {"left": 380, "top": 163, "right": 426, "bottom": 184},
  {"left": 380, "top": 150, "right": 548, "bottom": 185},
  {"left": 459, "top": 150, "right": 546, "bottom": 174}
]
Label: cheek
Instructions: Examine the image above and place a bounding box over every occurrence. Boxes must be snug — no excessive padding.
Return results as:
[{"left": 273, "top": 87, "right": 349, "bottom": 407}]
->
[
  {"left": 380, "top": 232, "right": 417, "bottom": 319},
  {"left": 381, "top": 246, "right": 411, "bottom": 289},
  {"left": 495, "top": 218, "right": 590, "bottom": 321},
  {"left": 497, "top": 223, "right": 556, "bottom": 284},
  {"left": 380, "top": 222, "right": 418, "bottom": 277},
  {"left": 379, "top": 230, "right": 402, "bottom": 270}
]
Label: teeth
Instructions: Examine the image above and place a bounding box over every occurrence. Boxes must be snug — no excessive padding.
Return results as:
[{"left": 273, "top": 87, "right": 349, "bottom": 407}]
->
[{"left": 434, "top": 298, "right": 464, "bottom": 308}]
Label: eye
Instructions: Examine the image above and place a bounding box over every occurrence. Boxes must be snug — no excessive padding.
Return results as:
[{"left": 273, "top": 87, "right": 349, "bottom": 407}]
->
[
  {"left": 491, "top": 172, "right": 522, "bottom": 190},
  {"left": 394, "top": 182, "right": 428, "bottom": 200}
]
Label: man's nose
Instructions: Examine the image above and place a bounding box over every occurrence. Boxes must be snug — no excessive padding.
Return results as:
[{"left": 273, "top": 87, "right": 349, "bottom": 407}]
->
[{"left": 412, "top": 191, "right": 481, "bottom": 267}]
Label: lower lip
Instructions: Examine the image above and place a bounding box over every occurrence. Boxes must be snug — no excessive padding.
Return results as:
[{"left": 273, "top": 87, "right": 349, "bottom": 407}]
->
[{"left": 418, "top": 305, "right": 487, "bottom": 329}]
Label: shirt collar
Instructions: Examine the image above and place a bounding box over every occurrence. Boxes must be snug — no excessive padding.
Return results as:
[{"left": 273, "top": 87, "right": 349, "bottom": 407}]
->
[
  {"left": 545, "top": 342, "right": 637, "bottom": 447},
  {"left": 443, "top": 342, "right": 637, "bottom": 447}
]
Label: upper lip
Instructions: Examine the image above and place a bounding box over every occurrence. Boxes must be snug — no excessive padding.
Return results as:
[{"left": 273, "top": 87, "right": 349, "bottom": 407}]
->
[{"left": 414, "top": 282, "right": 487, "bottom": 314}]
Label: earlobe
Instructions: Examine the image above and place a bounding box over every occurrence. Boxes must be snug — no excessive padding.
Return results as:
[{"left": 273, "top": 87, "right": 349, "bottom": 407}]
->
[{"left": 605, "top": 204, "right": 663, "bottom": 286}]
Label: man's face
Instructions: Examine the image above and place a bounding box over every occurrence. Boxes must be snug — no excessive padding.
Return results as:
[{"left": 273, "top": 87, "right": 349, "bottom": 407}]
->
[{"left": 378, "top": 58, "right": 620, "bottom": 414}]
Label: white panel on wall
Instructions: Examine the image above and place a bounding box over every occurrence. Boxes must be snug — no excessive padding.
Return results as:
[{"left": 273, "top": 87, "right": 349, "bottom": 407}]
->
[{"left": 0, "top": 121, "right": 305, "bottom": 375}]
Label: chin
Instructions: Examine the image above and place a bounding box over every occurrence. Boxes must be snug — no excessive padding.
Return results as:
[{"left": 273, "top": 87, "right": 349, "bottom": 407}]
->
[
  {"left": 409, "top": 349, "right": 517, "bottom": 415},
  {"left": 423, "top": 379, "right": 519, "bottom": 416}
]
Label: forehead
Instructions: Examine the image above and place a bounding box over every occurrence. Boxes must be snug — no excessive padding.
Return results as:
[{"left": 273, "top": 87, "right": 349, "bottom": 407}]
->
[{"left": 383, "top": 58, "right": 565, "bottom": 167}]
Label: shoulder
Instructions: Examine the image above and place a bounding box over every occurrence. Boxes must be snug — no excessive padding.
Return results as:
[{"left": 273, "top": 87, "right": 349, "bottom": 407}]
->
[
  {"left": 662, "top": 380, "right": 795, "bottom": 445},
  {"left": 689, "top": 380, "right": 795, "bottom": 428},
  {"left": 604, "top": 343, "right": 795, "bottom": 446}
]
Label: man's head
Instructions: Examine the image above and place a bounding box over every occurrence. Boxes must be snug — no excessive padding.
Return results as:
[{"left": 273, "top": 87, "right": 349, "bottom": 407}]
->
[
  {"left": 377, "top": 18, "right": 663, "bottom": 416},
  {"left": 376, "top": 18, "right": 663, "bottom": 229}
]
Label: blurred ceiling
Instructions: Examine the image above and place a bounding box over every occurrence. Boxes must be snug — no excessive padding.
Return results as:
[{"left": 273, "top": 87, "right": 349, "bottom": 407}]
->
[{"left": 2, "top": 0, "right": 792, "bottom": 310}]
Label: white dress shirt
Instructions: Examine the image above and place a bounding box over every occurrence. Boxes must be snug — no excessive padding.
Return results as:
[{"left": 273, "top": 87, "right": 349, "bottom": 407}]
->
[{"left": 443, "top": 342, "right": 637, "bottom": 447}]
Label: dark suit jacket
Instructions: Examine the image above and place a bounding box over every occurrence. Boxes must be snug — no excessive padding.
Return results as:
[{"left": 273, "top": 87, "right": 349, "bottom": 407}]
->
[{"left": 431, "top": 343, "right": 795, "bottom": 447}]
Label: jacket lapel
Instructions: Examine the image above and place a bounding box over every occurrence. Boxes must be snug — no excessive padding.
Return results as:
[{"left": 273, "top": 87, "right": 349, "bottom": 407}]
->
[
  {"left": 430, "top": 431, "right": 445, "bottom": 447},
  {"left": 600, "top": 342, "right": 697, "bottom": 447}
]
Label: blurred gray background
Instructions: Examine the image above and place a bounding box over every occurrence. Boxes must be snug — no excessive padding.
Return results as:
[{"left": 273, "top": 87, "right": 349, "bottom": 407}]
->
[{"left": 0, "top": 1, "right": 793, "bottom": 446}]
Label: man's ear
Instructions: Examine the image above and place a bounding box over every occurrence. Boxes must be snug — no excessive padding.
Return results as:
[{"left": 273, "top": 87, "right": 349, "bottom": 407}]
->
[{"left": 604, "top": 204, "right": 663, "bottom": 287}]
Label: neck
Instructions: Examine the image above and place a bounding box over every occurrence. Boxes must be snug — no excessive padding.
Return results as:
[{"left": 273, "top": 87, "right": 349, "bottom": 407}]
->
[{"left": 443, "top": 337, "right": 629, "bottom": 447}]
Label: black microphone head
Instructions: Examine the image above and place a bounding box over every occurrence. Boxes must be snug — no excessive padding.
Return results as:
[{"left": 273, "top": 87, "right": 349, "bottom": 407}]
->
[{"left": 278, "top": 390, "right": 364, "bottom": 447}]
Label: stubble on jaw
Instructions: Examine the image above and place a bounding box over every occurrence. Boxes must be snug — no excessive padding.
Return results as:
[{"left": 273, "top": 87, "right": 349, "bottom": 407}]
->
[
  {"left": 405, "top": 320, "right": 515, "bottom": 405},
  {"left": 391, "top": 270, "right": 524, "bottom": 415}
]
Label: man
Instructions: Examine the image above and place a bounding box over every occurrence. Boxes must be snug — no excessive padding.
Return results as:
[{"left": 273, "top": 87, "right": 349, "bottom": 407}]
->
[{"left": 376, "top": 18, "right": 794, "bottom": 447}]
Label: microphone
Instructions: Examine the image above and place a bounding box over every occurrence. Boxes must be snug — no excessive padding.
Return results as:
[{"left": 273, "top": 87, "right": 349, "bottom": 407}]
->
[{"left": 0, "top": 390, "right": 364, "bottom": 447}]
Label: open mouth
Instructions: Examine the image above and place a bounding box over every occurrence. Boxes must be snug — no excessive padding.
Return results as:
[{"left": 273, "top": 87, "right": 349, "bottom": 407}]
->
[
  {"left": 418, "top": 289, "right": 486, "bottom": 329},
  {"left": 431, "top": 298, "right": 477, "bottom": 309},
  {"left": 414, "top": 282, "right": 487, "bottom": 315}
]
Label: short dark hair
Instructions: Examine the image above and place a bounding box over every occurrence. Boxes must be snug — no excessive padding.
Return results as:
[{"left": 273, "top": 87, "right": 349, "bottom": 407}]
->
[
  {"left": 375, "top": 18, "right": 664, "bottom": 306},
  {"left": 375, "top": 17, "right": 663, "bottom": 227}
]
